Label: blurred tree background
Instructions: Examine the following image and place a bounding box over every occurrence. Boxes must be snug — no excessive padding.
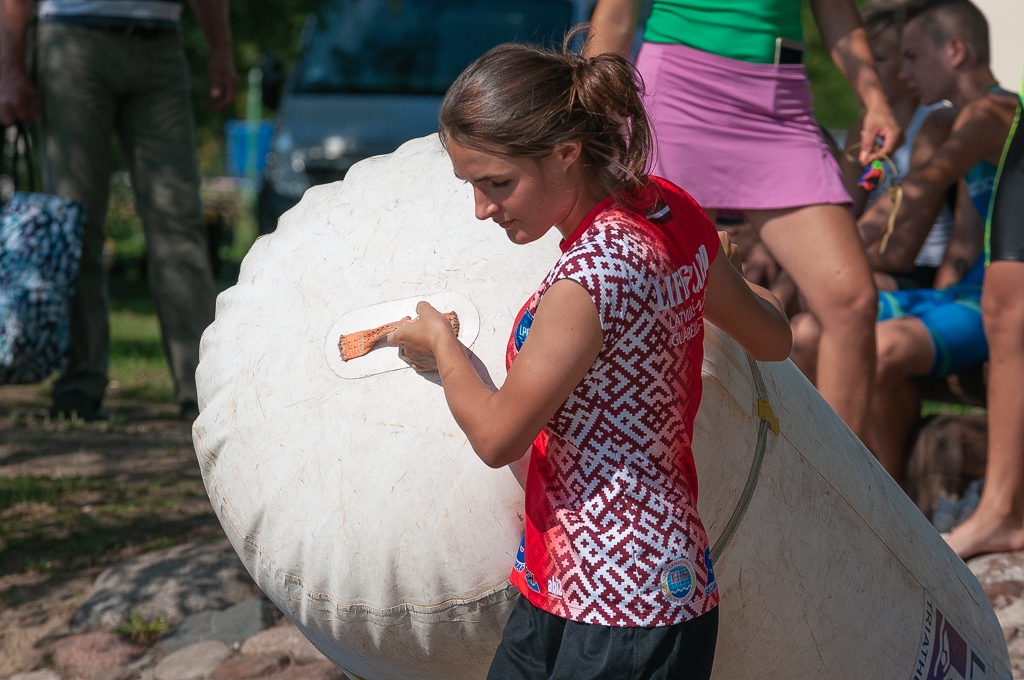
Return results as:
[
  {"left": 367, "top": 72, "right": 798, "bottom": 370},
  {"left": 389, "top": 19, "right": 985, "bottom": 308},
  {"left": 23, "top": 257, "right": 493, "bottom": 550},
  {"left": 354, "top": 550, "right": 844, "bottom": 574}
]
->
[
  {"left": 96, "top": 0, "right": 864, "bottom": 403},
  {"left": 183, "top": 0, "right": 328, "bottom": 176},
  {"left": 111, "top": 0, "right": 864, "bottom": 271}
]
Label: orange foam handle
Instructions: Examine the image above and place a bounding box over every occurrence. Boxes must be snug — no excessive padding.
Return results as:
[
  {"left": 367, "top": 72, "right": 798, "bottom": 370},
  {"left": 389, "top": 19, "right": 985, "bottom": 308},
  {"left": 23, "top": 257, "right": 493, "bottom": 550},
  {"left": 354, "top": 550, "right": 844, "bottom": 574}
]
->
[{"left": 338, "top": 311, "right": 460, "bottom": 362}]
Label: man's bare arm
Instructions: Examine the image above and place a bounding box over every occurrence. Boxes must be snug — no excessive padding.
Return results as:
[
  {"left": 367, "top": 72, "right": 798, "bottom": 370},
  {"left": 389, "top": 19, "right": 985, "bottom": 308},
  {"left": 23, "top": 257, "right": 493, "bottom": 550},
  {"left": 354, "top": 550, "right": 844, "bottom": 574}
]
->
[
  {"left": 810, "top": 0, "right": 899, "bottom": 163},
  {"left": 860, "top": 98, "right": 1015, "bottom": 271},
  {"left": 0, "top": 0, "right": 38, "bottom": 126},
  {"left": 188, "top": 0, "right": 237, "bottom": 110},
  {"left": 585, "top": 0, "right": 637, "bottom": 58},
  {"left": 933, "top": 180, "right": 984, "bottom": 289}
]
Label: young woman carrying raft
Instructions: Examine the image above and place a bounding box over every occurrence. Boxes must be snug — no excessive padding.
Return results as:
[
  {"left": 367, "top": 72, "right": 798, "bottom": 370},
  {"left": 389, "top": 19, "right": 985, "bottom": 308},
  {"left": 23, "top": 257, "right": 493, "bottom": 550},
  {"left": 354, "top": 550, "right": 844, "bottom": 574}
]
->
[{"left": 387, "top": 36, "right": 792, "bottom": 680}]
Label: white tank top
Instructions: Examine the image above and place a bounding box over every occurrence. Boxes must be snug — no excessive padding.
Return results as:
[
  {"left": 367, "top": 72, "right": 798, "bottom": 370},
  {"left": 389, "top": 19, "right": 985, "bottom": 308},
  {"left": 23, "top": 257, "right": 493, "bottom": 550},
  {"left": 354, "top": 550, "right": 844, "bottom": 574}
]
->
[{"left": 868, "top": 101, "right": 954, "bottom": 268}]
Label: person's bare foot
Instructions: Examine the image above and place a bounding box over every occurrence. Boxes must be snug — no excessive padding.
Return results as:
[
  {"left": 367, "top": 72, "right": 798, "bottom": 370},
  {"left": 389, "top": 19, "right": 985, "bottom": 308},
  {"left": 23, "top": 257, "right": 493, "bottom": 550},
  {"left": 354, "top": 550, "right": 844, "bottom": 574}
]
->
[{"left": 945, "top": 507, "right": 1024, "bottom": 560}]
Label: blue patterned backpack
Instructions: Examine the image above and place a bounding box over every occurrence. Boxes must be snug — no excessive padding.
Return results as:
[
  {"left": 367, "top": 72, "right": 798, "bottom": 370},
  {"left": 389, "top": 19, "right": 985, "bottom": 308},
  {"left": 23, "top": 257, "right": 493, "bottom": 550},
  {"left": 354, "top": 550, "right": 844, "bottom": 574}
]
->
[{"left": 0, "top": 126, "right": 85, "bottom": 384}]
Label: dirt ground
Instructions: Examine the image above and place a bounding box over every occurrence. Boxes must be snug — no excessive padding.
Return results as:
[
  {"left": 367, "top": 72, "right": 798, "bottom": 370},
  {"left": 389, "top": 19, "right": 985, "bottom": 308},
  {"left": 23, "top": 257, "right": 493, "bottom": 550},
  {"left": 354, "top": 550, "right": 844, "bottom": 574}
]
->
[{"left": 0, "top": 384, "right": 223, "bottom": 676}]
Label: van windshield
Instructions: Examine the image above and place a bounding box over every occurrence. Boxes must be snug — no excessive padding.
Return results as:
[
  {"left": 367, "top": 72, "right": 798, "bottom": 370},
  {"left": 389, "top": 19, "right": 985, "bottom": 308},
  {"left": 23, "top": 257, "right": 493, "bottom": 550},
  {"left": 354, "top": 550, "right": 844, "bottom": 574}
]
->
[{"left": 295, "top": 0, "right": 574, "bottom": 95}]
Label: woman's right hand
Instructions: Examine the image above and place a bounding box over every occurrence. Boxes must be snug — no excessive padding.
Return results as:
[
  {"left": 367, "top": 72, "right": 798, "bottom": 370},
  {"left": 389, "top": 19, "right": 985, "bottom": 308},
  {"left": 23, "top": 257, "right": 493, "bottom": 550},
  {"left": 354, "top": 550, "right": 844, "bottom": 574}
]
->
[{"left": 387, "top": 301, "right": 457, "bottom": 373}]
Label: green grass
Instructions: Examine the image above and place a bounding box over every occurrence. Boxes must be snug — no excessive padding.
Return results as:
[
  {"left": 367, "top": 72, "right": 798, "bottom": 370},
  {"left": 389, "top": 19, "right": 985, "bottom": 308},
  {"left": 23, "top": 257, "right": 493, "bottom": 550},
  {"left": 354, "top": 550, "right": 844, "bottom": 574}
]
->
[
  {"left": 0, "top": 476, "right": 107, "bottom": 512},
  {"left": 0, "top": 475, "right": 215, "bottom": 574},
  {"left": 116, "top": 612, "right": 168, "bottom": 646},
  {"left": 108, "top": 310, "right": 174, "bottom": 402},
  {"left": 921, "top": 400, "right": 986, "bottom": 418}
]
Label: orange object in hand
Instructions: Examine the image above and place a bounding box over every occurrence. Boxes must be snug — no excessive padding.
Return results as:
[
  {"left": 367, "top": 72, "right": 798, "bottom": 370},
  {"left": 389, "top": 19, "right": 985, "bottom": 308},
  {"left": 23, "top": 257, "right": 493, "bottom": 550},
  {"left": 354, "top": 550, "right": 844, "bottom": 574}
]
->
[{"left": 338, "top": 311, "right": 460, "bottom": 361}]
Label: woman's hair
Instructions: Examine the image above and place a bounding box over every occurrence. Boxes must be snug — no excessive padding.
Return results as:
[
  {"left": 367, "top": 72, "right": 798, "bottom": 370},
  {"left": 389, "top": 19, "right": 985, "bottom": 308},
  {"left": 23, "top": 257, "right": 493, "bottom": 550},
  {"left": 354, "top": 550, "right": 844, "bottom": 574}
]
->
[
  {"left": 864, "top": 1, "right": 907, "bottom": 42},
  {"left": 438, "top": 27, "right": 652, "bottom": 201}
]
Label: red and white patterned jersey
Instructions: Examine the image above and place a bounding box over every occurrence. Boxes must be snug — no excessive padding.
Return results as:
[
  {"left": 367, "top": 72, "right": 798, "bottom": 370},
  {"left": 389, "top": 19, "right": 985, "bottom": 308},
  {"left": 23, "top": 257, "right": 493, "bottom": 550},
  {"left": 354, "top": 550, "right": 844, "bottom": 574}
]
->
[{"left": 506, "top": 176, "right": 721, "bottom": 627}]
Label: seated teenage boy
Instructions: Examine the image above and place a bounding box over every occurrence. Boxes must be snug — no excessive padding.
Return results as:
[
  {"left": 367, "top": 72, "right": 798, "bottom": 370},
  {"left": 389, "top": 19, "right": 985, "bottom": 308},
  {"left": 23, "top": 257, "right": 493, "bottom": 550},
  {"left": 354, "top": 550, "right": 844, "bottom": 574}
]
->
[{"left": 854, "top": 0, "right": 1017, "bottom": 483}]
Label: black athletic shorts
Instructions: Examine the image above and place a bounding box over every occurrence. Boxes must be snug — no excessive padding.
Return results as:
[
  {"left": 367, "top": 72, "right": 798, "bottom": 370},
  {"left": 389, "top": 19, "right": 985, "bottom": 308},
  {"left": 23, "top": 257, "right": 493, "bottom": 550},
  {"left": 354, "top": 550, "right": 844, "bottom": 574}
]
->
[
  {"left": 487, "top": 596, "right": 719, "bottom": 680},
  {"left": 990, "top": 106, "right": 1024, "bottom": 263},
  {"left": 893, "top": 265, "right": 938, "bottom": 290}
]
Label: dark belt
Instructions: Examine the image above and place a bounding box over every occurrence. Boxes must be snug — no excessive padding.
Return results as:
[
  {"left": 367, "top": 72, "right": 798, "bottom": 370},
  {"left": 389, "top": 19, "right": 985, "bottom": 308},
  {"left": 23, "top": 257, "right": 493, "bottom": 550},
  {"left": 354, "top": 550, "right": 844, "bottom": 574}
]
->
[{"left": 93, "top": 24, "right": 177, "bottom": 39}]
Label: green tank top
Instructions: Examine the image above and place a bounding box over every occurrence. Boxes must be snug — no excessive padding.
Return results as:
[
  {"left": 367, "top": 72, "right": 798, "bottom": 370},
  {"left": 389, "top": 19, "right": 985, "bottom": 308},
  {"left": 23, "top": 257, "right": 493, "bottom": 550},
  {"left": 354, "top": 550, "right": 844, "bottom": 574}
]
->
[{"left": 643, "top": 0, "right": 805, "bottom": 64}]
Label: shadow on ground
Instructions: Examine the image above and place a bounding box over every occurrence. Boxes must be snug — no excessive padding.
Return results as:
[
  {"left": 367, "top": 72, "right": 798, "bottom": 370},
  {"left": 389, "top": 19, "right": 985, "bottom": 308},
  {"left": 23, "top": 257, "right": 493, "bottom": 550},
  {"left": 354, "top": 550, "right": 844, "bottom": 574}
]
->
[{"left": 0, "top": 383, "right": 224, "bottom": 674}]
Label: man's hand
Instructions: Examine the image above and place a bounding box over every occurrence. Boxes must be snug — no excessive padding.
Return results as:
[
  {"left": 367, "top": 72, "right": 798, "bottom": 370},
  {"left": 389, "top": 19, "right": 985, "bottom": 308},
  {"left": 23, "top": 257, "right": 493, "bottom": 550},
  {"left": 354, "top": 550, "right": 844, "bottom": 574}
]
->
[
  {"left": 188, "top": 0, "right": 236, "bottom": 110},
  {"left": 0, "top": 67, "right": 38, "bottom": 126},
  {"left": 0, "top": 0, "right": 37, "bottom": 126},
  {"left": 205, "top": 46, "right": 237, "bottom": 110}
]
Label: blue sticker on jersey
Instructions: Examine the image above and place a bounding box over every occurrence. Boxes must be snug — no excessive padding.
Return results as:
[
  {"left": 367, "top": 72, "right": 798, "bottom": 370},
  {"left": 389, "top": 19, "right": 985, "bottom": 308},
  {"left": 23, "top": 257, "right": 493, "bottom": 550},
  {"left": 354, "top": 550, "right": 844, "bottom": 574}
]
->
[
  {"left": 524, "top": 568, "right": 542, "bottom": 593},
  {"left": 703, "top": 546, "right": 717, "bottom": 596},
  {"left": 514, "top": 533, "right": 526, "bottom": 573},
  {"left": 514, "top": 309, "right": 534, "bottom": 351}
]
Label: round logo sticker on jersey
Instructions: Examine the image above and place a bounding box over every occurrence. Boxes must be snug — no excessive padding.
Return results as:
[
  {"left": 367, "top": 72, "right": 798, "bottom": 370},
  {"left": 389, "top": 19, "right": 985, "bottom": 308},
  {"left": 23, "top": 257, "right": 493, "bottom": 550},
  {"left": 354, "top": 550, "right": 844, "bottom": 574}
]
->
[{"left": 661, "top": 558, "right": 697, "bottom": 605}]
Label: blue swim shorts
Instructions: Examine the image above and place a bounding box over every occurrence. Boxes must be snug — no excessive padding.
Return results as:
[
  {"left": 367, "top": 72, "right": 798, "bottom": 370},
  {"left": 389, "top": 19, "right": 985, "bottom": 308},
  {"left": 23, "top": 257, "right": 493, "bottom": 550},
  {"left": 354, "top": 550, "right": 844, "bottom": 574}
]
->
[{"left": 877, "top": 283, "right": 987, "bottom": 377}]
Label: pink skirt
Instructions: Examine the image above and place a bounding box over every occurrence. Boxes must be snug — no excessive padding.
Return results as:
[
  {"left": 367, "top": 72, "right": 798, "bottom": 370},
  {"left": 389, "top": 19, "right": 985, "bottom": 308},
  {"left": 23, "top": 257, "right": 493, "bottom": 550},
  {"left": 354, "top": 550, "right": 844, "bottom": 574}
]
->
[{"left": 636, "top": 41, "right": 851, "bottom": 211}]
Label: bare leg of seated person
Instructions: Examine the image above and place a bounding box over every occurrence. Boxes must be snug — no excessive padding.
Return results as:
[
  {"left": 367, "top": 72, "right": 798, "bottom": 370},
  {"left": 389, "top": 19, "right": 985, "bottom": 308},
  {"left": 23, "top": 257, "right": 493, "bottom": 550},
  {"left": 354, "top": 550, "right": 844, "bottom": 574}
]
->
[
  {"left": 947, "top": 261, "right": 1024, "bottom": 558},
  {"left": 748, "top": 205, "right": 878, "bottom": 442},
  {"left": 789, "top": 312, "right": 822, "bottom": 385},
  {"left": 791, "top": 311, "right": 933, "bottom": 484},
  {"left": 871, "top": 318, "right": 934, "bottom": 486}
]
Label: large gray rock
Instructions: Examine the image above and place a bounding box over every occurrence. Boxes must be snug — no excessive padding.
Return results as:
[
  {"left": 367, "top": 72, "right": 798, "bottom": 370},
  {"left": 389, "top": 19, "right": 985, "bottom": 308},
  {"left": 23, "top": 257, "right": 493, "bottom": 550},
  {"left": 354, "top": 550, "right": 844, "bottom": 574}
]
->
[
  {"left": 72, "top": 541, "right": 256, "bottom": 633},
  {"left": 160, "top": 598, "right": 280, "bottom": 653}
]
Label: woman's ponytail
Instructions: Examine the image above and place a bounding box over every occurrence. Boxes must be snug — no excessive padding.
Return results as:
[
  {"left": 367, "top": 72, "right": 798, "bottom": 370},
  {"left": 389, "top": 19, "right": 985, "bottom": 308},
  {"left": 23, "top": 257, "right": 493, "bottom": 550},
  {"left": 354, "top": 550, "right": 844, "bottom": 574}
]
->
[{"left": 439, "top": 26, "right": 653, "bottom": 200}]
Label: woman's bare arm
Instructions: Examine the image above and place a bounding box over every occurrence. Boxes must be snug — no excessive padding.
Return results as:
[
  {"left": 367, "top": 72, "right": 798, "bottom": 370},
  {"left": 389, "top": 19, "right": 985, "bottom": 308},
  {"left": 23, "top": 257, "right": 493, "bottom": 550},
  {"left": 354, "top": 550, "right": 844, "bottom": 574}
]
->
[
  {"left": 704, "top": 241, "right": 793, "bottom": 362},
  {"left": 388, "top": 281, "right": 603, "bottom": 469},
  {"left": 585, "top": 0, "right": 638, "bottom": 58},
  {"left": 810, "top": 0, "right": 899, "bottom": 163}
]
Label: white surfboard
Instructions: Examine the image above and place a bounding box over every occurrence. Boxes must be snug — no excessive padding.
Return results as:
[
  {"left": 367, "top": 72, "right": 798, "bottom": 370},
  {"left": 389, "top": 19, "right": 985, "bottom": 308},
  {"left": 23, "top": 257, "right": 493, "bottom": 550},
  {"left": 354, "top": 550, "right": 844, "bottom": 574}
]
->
[{"left": 193, "top": 135, "right": 1010, "bottom": 680}]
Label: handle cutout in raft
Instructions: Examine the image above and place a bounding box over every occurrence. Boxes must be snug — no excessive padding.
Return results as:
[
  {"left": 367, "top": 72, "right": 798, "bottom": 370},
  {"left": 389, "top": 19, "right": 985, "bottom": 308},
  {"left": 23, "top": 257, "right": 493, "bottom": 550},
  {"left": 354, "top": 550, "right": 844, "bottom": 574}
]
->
[
  {"left": 324, "top": 291, "right": 480, "bottom": 380},
  {"left": 339, "top": 311, "right": 460, "bottom": 361}
]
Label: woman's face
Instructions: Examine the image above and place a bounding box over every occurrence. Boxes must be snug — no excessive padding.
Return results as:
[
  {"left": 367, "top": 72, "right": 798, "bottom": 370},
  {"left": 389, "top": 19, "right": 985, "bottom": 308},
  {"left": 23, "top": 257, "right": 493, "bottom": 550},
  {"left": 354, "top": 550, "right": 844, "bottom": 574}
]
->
[
  {"left": 446, "top": 140, "right": 587, "bottom": 244},
  {"left": 872, "top": 27, "right": 909, "bottom": 103}
]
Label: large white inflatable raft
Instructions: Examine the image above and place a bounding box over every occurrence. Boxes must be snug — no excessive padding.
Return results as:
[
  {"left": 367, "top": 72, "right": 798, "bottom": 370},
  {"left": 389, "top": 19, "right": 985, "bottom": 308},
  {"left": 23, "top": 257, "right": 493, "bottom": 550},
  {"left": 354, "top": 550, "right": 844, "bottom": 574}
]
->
[{"left": 193, "top": 135, "right": 1010, "bottom": 680}]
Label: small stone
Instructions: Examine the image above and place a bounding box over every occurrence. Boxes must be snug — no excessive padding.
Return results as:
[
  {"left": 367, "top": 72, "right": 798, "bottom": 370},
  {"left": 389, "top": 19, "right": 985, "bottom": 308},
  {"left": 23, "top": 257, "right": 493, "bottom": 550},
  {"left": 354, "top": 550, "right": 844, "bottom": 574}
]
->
[
  {"left": 7, "top": 672, "right": 63, "bottom": 680},
  {"left": 1009, "top": 634, "right": 1024, "bottom": 658},
  {"left": 52, "top": 632, "right": 143, "bottom": 679},
  {"left": 153, "top": 641, "right": 232, "bottom": 680},
  {"left": 211, "top": 654, "right": 287, "bottom": 680},
  {"left": 161, "top": 598, "right": 279, "bottom": 654},
  {"left": 91, "top": 667, "right": 136, "bottom": 680},
  {"left": 261, "top": 662, "right": 344, "bottom": 680},
  {"left": 987, "top": 582, "right": 1024, "bottom": 610},
  {"left": 998, "top": 600, "right": 1024, "bottom": 635},
  {"left": 239, "top": 625, "right": 325, "bottom": 665}
]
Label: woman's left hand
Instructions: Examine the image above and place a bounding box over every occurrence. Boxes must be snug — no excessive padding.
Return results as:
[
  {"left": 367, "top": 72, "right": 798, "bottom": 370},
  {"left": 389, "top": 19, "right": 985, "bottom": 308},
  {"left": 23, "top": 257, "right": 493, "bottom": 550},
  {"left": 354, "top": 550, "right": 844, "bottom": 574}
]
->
[
  {"left": 860, "top": 102, "right": 901, "bottom": 163},
  {"left": 386, "top": 301, "right": 456, "bottom": 372}
]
